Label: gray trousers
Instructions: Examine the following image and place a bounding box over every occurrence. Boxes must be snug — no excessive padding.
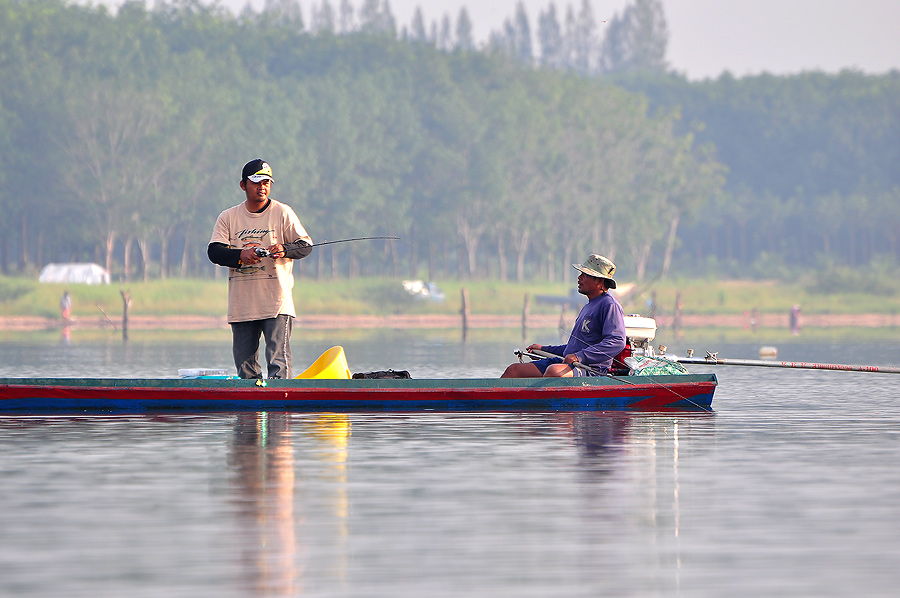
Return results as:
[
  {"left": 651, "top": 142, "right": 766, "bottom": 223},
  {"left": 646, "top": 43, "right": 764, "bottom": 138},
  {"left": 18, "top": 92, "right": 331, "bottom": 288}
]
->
[{"left": 231, "top": 315, "right": 293, "bottom": 379}]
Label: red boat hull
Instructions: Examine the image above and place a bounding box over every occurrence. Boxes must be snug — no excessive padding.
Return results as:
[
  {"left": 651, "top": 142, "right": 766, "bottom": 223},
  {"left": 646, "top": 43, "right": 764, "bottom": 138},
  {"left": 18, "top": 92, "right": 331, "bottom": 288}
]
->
[{"left": 0, "top": 375, "right": 716, "bottom": 413}]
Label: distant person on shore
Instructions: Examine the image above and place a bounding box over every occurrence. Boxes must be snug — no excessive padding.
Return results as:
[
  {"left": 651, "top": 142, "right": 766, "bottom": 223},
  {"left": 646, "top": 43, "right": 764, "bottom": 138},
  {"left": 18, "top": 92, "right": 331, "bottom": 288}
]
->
[
  {"left": 501, "top": 254, "right": 626, "bottom": 378},
  {"left": 207, "top": 159, "right": 313, "bottom": 379},
  {"left": 790, "top": 304, "right": 802, "bottom": 335},
  {"left": 59, "top": 290, "right": 72, "bottom": 322},
  {"left": 745, "top": 307, "right": 759, "bottom": 333}
]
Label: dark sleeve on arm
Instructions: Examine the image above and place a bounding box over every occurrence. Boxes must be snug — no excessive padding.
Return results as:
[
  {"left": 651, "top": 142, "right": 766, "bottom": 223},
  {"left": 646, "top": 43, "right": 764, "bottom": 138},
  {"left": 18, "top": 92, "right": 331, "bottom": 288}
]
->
[
  {"left": 539, "top": 344, "right": 565, "bottom": 357},
  {"left": 283, "top": 239, "right": 312, "bottom": 260},
  {"left": 208, "top": 242, "right": 242, "bottom": 268}
]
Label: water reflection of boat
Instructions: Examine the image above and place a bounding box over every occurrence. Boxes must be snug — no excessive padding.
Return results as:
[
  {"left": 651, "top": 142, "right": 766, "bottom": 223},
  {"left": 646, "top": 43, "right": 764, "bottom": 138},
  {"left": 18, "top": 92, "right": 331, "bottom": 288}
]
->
[
  {"left": 230, "top": 413, "right": 298, "bottom": 595},
  {"left": 229, "top": 413, "right": 353, "bottom": 594},
  {"left": 557, "top": 411, "right": 715, "bottom": 591}
]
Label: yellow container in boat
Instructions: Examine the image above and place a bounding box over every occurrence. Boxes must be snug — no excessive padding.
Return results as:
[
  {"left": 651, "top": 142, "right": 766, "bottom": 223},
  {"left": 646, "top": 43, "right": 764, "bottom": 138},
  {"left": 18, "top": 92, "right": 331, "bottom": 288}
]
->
[{"left": 295, "top": 346, "right": 351, "bottom": 379}]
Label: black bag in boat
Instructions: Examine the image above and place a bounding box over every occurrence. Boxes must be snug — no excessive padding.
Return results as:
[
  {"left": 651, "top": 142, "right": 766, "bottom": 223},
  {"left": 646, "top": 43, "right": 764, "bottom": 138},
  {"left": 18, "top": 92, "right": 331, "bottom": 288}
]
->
[{"left": 352, "top": 369, "right": 411, "bottom": 379}]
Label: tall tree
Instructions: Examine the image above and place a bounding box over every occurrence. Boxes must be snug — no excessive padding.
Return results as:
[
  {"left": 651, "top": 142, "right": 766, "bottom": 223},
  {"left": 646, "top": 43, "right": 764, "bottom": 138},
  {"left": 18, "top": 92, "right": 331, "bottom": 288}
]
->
[
  {"left": 600, "top": 0, "right": 668, "bottom": 73},
  {"left": 512, "top": 2, "right": 533, "bottom": 65},
  {"left": 59, "top": 83, "right": 167, "bottom": 274},
  {"left": 537, "top": 3, "right": 563, "bottom": 68},
  {"left": 262, "top": 0, "right": 304, "bottom": 29},
  {"left": 409, "top": 6, "right": 427, "bottom": 43},
  {"left": 455, "top": 8, "right": 475, "bottom": 51},
  {"left": 359, "top": 0, "right": 380, "bottom": 32},
  {"left": 569, "top": 0, "right": 598, "bottom": 74},
  {"left": 359, "top": 0, "right": 395, "bottom": 35},
  {"left": 438, "top": 14, "right": 452, "bottom": 50},
  {"left": 338, "top": 0, "right": 354, "bottom": 32},
  {"left": 380, "top": 0, "right": 397, "bottom": 36},
  {"left": 310, "top": 0, "right": 336, "bottom": 33}
]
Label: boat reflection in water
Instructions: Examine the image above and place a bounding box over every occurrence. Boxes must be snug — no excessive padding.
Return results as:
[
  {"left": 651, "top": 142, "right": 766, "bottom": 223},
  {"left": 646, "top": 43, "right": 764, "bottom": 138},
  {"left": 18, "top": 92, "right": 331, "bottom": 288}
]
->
[
  {"left": 229, "top": 413, "right": 299, "bottom": 595},
  {"left": 225, "top": 410, "right": 711, "bottom": 594},
  {"left": 307, "top": 413, "right": 351, "bottom": 583},
  {"left": 569, "top": 411, "right": 632, "bottom": 465},
  {"left": 540, "top": 411, "right": 714, "bottom": 592},
  {"left": 228, "top": 412, "right": 351, "bottom": 595}
]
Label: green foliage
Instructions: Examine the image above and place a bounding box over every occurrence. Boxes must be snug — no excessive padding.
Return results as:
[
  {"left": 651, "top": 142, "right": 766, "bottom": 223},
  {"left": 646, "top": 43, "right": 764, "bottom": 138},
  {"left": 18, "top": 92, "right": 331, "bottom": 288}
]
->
[
  {"left": 0, "top": 277, "right": 33, "bottom": 303},
  {"left": 1, "top": 0, "right": 896, "bottom": 287},
  {"left": 618, "top": 71, "right": 900, "bottom": 276},
  {"left": 750, "top": 251, "right": 796, "bottom": 281},
  {"left": 352, "top": 280, "right": 418, "bottom": 314},
  {"left": 803, "top": 255, "right": 900, "bottom": 296},
  {"left": 0, "top": 0, "right": 727, "bottom": 285},
  {"left": 2, "top": 276, "right": 898, "bottom": 323},
  {"left": 0, "top": 278, "right": 227, "bottom": 317}
]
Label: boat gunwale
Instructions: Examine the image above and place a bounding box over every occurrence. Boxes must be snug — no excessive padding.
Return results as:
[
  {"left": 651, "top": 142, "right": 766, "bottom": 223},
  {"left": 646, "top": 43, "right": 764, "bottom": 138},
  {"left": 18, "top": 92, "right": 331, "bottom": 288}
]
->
[{"left": 0, "top": 373, "right": 717, "bottom": 390}]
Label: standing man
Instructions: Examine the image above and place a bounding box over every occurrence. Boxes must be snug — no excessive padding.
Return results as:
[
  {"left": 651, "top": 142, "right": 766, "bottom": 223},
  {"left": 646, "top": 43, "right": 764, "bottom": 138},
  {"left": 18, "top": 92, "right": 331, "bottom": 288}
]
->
[
  {"left": 59, "top": 290, "right": 72, "bottom": 322},
  {"left": 208, "top": 159, "right": 313, "bottom": 379},
  {"left": 501, "top": 254, "right": 626, "bottom": 378}
]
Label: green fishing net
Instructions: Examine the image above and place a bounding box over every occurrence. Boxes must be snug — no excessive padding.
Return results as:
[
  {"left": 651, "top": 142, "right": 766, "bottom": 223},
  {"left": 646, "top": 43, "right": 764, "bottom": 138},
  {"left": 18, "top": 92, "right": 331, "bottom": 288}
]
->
[{"left": 626, "top": 356, "right": 689, "bottom": 375}]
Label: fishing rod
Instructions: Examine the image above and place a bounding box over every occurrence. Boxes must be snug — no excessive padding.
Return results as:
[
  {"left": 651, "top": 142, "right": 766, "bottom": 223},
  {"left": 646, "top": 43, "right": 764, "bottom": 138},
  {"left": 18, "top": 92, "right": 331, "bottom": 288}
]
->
[
  {"left": 677, "top": 351, "right": 900, "bottom": 375},
  {"left": 515, "top": 348, "right": 602, "bottom": 375},
  {"left": 310, "top": 236, "right": 401, "bottom": 248},
  {"left": 254, "top": 236, "right": 401, "bottom": 257}
]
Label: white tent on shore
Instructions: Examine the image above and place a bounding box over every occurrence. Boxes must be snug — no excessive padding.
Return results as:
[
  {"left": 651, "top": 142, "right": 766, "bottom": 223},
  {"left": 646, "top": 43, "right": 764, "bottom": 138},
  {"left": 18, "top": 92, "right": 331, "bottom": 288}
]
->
[{"left": 38, "top": 263, "right": 110, "bottom": 285}]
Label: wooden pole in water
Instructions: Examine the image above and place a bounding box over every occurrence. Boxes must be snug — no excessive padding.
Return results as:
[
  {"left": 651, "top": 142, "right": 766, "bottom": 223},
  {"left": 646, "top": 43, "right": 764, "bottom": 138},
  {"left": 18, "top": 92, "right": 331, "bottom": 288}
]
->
[
  {"left": 672, "top": 292, "right": 683, "bottom": 341},
  {"left": 558, "top": 305, "right": 568, "bottom": 341},
  {"left": 678, "top": 355, "right": 900, "bottom": 374},
  {"left": 120, "top": 290, "right": 131, "bottom": 342},
  {"left": 521, "top": 293, "right": 530, "bottom": 341},
  {"left": 460, "top": 288, "right": 469, "bottom": 343}
]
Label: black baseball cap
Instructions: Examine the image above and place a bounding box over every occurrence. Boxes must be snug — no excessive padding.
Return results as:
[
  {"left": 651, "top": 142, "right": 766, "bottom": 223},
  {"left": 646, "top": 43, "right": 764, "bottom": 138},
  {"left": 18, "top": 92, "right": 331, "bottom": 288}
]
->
[{"left": 241, "top": 159, "right": 274, "bottom": 183}]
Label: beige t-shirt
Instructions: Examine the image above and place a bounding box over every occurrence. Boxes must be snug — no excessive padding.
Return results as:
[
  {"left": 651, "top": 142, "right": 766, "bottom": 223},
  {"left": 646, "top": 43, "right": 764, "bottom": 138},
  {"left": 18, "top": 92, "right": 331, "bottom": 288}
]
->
[{"left": 209, "top": 199, "right": 312, "bottom": 323}]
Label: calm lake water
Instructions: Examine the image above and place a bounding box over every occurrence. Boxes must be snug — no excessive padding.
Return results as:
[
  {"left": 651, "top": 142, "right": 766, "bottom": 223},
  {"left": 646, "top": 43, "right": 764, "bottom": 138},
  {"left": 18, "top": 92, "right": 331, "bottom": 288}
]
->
[{"left": 2, "top": 333, "right": 900, "bottom": 597}]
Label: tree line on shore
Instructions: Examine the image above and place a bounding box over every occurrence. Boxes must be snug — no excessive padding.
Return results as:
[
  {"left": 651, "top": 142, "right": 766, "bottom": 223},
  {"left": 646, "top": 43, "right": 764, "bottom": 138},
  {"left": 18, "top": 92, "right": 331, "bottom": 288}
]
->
[{"left": 1, "top": 0, "right": 897, "bottom": 288}]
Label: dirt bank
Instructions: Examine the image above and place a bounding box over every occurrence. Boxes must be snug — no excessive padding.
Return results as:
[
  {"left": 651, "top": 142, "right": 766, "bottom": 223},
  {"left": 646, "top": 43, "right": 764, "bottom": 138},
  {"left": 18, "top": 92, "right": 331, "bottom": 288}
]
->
[{"left": 1, "top": 312, "right": 898, "bottom": 331}]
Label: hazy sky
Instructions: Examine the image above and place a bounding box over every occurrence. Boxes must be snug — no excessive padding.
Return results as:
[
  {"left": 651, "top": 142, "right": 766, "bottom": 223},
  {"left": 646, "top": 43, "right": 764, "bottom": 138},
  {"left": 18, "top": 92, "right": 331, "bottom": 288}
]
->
[{"left": 120, "top": 0, "right": 900, "bottom": 79}]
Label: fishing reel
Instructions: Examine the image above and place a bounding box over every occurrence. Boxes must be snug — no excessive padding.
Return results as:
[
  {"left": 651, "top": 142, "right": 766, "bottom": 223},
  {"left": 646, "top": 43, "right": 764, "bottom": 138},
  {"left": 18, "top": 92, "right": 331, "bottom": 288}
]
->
[{"left": 254, "top": 247, "right": 271, "bottom": 258}]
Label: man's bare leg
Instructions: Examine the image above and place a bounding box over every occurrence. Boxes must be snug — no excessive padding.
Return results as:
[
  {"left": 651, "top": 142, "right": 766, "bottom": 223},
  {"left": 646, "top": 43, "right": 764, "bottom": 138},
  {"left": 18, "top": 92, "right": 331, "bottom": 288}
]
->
[
  {"left": 543, "top": 363, "right": 575, "bottom": 377},
  {"left": 500, "top": 362, "right": 543, "bottom": 378}
]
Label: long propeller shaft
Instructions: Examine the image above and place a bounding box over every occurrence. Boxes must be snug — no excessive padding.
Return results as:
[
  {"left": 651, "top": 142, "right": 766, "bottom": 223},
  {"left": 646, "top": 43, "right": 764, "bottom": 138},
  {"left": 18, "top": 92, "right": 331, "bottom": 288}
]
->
[{"left": 678, "top": 354, "right": 900, "bottom": 374}]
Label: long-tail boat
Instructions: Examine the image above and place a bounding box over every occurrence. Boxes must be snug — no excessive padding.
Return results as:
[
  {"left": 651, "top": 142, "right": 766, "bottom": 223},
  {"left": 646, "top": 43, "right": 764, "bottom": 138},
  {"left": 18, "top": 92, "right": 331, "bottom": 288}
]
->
[{"left": 0, "top": 316, "right": 717, "bottom": 414}]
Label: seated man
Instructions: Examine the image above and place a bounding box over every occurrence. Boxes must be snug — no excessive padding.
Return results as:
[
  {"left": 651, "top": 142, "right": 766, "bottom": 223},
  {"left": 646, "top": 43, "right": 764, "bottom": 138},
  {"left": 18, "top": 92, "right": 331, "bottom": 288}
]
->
[{"left": 502, "top": 254, "right": 626, "bottom": 378}]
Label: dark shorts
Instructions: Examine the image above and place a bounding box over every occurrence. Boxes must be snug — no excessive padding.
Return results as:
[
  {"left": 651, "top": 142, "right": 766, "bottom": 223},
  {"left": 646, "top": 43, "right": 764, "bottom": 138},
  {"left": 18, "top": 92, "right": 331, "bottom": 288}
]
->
[
  {"left": 531, "top": 357, "right": 557, "bottom": 374},
  {"left": 531, "top": 356, "right": 598, "bottom": 377}
]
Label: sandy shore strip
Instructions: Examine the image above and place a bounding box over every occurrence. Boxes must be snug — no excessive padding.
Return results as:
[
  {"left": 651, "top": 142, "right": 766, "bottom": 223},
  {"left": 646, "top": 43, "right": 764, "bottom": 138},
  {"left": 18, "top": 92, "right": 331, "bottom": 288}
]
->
[{"left": 1, "top": 313, "right": 898, "bottom": 331}]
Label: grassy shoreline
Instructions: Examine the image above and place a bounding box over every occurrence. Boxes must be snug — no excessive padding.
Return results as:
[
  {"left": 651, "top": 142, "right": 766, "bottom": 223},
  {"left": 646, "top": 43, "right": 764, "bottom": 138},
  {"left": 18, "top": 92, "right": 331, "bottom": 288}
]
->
[
  {"left": 3, "top": 275, "right": 899, "bottom": 319},
  {"left": 3, "top": 275, "right": 898, "bottom": 345}
]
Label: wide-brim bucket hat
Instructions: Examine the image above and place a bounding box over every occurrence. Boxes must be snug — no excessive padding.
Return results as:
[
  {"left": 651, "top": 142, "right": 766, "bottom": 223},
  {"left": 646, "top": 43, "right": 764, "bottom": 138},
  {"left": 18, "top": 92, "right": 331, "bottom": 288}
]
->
[{"left": 572, "top": 254, "right": 617, "bottom": 288}]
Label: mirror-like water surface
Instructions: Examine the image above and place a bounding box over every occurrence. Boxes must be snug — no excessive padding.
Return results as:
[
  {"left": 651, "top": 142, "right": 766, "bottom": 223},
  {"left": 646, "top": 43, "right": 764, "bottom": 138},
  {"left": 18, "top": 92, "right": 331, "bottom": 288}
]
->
[{"left": 2, "top": 337, "right": 899, "bottom": 597}]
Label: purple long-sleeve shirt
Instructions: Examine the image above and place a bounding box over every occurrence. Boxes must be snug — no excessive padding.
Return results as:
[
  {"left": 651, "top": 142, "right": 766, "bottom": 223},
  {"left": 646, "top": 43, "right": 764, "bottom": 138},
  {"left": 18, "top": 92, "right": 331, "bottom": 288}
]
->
[{"left": 542, "top": 292, "right": 626, "bottom": 373}]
